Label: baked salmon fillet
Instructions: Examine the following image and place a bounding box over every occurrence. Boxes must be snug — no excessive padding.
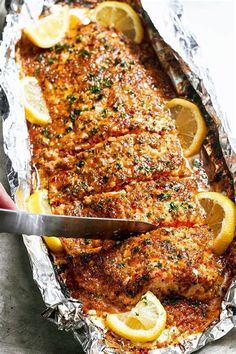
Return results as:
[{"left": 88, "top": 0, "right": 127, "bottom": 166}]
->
[
  {"left": 65, "top": 226, "right": 224, "bottom": 311},
  {"left": 17, "top": 1, "right": 231, "bottom": 350},
  {"left": 18, "top": 22, "right": 176, "bottom": 176},
  {"left": 53, "top": 176, "right": 205, "bottom": 255}
]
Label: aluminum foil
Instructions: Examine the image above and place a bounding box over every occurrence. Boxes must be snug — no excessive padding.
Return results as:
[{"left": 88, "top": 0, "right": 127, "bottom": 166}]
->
[{"left": 0, "top": 0, "right": 236, "bottom": 353}]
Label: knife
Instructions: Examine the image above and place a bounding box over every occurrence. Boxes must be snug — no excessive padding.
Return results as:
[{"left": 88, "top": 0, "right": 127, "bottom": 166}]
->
[{"left": 0, "top": 208, "right": 157, "bottom": 239}]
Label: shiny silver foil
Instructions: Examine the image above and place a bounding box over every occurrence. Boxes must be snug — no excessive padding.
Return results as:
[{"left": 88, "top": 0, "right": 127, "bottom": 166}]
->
[{"left": 0, "top": 0, "right": 235, "bottom": 353}]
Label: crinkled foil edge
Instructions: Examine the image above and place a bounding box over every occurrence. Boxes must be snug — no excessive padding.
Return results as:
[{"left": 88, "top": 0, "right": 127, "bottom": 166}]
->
[{"left": 0, "top": 0, "right": 235, "bottom": 353}]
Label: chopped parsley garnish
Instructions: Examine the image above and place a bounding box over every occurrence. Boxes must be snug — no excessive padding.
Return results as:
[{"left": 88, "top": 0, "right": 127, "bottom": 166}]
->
[
  {"left": 90, "top": 85, "right": 101, "bottom": 94},
  {"left": 79, "top": 49, "right": 90, "bottom": 57},
  {"left": 42, "top": 129, "right": 50, "bottom": 138},
  {"left": 103, "top": 78, "right": 112, "bottom": 87},
  {"left": 69, "top": 112, "right": 76, "bottom": 123},
  {"left": 114, "top": 58, "right": 121, "bottom": 66},
  {"left": 146, "top": 212, "right": 152, "bottom": 218},
  {"left": 117, "top": 263, "right": 125, "bottom": 269},
  {"left": 101, "top": 108, "right": 108, "bottom": 117},
  {"left": 155, "top": 261, "right": 163, "bottom": 269},
  {"left": 74, "top": 108, "right": 81, "bottom": 115},
  {"left": 116, "top": 162, "right": 122, "bottom": 170},
  {"left": 90, "top": 127, "right": 98, "bottom": 135},
  {"left": 55, "top": 43, "right": 71, "bottom": 53},
  {"left": 77, "top": 160, "right": 85, "bottom": 168},
  {"left": 158, "top": 193, "right": 171, "bottom": 201},
  {"left": 76, "top": 36, "right": 82, "bottom": 43},
  {"left": 169, "top": 202, "right": 179, "bottom": 213},
  {"left": 66, "top": 127, "right": 73, "bottom": 133},
  {"left": 66, "top": 94, "right": 77, "bottom": 103},
  {"left": 192, "top": 159, "right": 201, "bottom": 168},
  {"left": 36, "top": 54, "right": 43, "bottom": 62},
  {"left": 143, "top": 239, "right": 152, "bottom": 246},
  {"left": 48, "top": 57, "right": 55, "bottom": 65},
  {"left": 133, "top": 246, "right": 140, "bottom": 253}
]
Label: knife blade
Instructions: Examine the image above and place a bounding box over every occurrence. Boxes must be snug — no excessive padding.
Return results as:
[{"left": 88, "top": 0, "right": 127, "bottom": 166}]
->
[{"left": 0, "top": 208, "right": 157, "bottom": 239}]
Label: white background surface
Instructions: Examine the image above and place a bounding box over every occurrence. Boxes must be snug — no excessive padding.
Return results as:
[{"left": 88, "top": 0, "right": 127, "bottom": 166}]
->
[{"left": 182, "top": 0, "right": 236, "bottom": 132}]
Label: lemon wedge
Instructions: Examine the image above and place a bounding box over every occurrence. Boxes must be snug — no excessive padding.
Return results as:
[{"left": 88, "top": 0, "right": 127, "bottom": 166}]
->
[
  {"left": 166, "top": 98, "right": 207, "bottom": 157},
  {"left": 27, "top": 189, "right": 64, "bottom": 253},
  {"left": 21, "top": 76, "right": 51, "bottom": 126},
  {"left": 93, "top": 1, "right": 143, "bottom": 44},
  {"left": 68, "top": 8, "right": 91, "bottom": 30},
  {"left": 197, "top": 192, "right": 236, "bottom": 255},
  {"left": 23, "top": 6, "right": 69, "bottom": 48},
  {"left": 106, "top": 291, "right": 166, "bottom": 342}
]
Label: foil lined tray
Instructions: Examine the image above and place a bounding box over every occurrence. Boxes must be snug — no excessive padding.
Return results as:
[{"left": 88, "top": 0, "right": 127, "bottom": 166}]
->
[{"left": 0, "top": 0, "right": 236, "bottom": 353}]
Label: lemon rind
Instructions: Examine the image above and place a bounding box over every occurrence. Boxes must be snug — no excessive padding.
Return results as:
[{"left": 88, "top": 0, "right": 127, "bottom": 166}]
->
[
  {"left": 93, "top": 1, "right": 143, "bottom": 44},
  {"left": 197, "top": 191, "right": 236, "bottom": 255},
  {"left": 106, "top": 291, "right": 166, "bottom": 342},
  {"left": 23, "top": 6, "right": 69, "bottom": 48},
  {"left": 167, "top": 98, "right": 207, "bottom": 157}
]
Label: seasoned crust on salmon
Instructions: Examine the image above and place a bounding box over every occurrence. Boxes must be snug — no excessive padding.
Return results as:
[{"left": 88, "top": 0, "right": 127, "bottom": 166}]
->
[
  {"left": 51, "top": 176, "right": 204, "bottom": 227},
  {"left": 48, "top": 132, "right": 190, "bottom": 200},
  {"left": 18, "top": 22, "right": 175, "bottom": 177},
  {"left": 65, "top": 226, "right": 224, "bottom": 311}
]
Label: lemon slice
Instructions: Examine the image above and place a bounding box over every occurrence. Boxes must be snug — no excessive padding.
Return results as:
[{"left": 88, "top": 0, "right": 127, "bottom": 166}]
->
[
  {"left": 166, "top": 98, "right": 207, "bottom": 157},
  {"left": 69, "top": 8, "right": 91, "bottom": 30},
  {"left": 23, "top": 6, "right": 69, "bottom": 48},
  {"left": 106, "top": 291, "right": 166, "bottom": 342},
  {"left": 27, "top": 189, "right": 64, "bottom": 253},
  {"left": 21, "top": 76, "right": 51, "bottom": 126},
  {"left": 197, "top": 192, "right": 236, "bottom": 255},
  {"left": 93, "top": 1, "right": 143, "bottom": 44}
]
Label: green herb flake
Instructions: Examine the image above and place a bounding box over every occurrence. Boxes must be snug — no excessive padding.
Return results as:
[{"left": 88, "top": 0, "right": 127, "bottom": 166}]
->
[
  {"left": 143, "top": 239, "right": 152, "bottom": 246},
  {"left": 116, "top": 162, "right": 122, "bottom": 170},
  {"left": 158, "top": 193, "right": 171, "bottom": 201},
  {"left": 192, "top": 159, "right": 201, "bottom": 168},
  {"left": 79, "top": 49, "right": 90, "bottom": 58},
  {"left": 114, "top": 58, "right": 121, "bottom": 66},
  {"left": 66, "top": 127, "right": 73, "bottom": 133},
  {"left": 76, "top": 36, "right": 82, "bottom": 43},
  {"left": 117, "top": 263, "right": 125, "bottom": 269},
  {"left": 66, "top": 94, "right": 77, "bottom": 103},
  {"left": 77, "top": 160, "right": 85, "bottom": 168},
  {"left": 74, "top": 108, "right": 81, "bottom": 115},
  {"left": 55, "top": 43, "right": 70, "bottom": 53},
  {"left": 90, "top": 85, "right": 101, "bottom": 94},
  {"left": 42, "top": 129, "right": 50, "bottom": 138},
  {"left": 48, "top": 57, "right": 55, "bottom": 65},
  {"left": 103, "top": 78, "right": 112, "bottom": 88},
  {"left": 169, "top": 202, "right": 179, "bottom": 213},
  {"left": 133, "top": 246, "right": 140, "bottom": 254},
  {"left": 70, "top": 112, "right": 76, "bottom": 123},
  {"left": 36, "top": 54, "right": 43, "bottom": 62},
  {"left": 90, "top": 127, "right": 98, "bottom": 135},
  {"left": 155, "top": 261, "right": 163, "bottom": 269},
  {"left": 101, "top": 108, "right": 108, "bottom": 117}
]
